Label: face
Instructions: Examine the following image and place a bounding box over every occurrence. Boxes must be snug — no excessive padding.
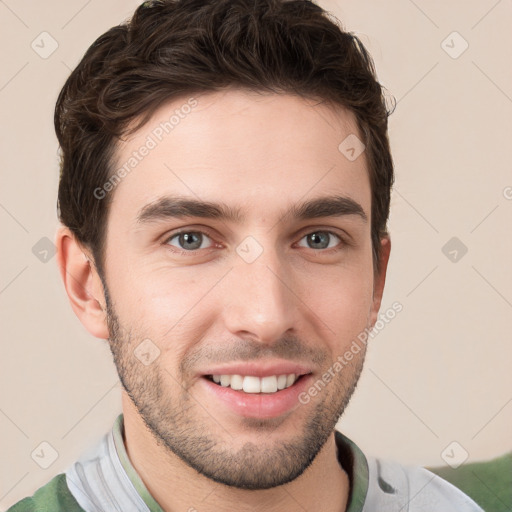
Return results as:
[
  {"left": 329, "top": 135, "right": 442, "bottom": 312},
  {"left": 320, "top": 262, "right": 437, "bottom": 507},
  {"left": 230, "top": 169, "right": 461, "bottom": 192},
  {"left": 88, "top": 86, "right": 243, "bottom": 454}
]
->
[{"left": 100, "top": 89, "right": 386, "bottom": 490}]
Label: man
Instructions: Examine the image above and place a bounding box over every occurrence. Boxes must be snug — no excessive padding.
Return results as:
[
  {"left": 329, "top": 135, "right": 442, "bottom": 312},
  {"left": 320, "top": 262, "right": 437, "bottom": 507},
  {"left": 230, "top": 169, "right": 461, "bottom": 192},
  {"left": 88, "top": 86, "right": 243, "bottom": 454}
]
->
[{"left": 8, "top": 0, "right": 483, "bottom": 510}]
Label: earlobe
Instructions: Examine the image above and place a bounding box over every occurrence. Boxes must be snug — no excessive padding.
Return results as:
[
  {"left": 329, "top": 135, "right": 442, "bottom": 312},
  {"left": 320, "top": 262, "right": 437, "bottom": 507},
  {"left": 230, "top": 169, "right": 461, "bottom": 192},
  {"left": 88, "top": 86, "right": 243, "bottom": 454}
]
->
[
  {"left": 55, "top": 226, "right": 110, "bottom": 339},
  {"left": 369, "top": 235, "right": 391, "bottom": 328}
]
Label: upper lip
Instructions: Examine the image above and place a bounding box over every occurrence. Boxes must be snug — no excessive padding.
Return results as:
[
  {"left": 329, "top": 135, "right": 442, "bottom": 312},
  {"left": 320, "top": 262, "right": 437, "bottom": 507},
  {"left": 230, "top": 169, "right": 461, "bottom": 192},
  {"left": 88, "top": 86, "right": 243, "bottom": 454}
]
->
[{"left": 199, "top": 361, "right": 314, "bottom": 378}]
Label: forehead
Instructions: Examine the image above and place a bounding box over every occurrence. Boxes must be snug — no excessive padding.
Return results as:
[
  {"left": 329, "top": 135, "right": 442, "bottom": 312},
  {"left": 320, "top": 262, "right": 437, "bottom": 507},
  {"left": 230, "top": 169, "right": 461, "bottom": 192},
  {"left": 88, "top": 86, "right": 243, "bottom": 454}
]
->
[{"left": 110, "top": 89, "right": 371, "bottom": 220}]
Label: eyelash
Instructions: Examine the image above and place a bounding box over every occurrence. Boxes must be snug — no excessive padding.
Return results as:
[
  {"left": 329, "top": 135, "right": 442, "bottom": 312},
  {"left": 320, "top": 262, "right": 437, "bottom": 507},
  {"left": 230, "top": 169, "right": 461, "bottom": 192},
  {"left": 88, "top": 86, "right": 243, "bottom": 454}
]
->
[{"left": 163, "top": 228, "right": 347, "bottom": 256}]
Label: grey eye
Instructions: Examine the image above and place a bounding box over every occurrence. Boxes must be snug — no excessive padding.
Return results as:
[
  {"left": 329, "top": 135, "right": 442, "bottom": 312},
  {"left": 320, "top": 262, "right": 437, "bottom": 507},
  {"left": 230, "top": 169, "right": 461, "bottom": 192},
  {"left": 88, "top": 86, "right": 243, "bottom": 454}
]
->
[
  {"left": 298, "top": 231, "right": 341, "bottom": 250},
  {"left": 167, "top": 231, "right": 212, "bottom": 251}
]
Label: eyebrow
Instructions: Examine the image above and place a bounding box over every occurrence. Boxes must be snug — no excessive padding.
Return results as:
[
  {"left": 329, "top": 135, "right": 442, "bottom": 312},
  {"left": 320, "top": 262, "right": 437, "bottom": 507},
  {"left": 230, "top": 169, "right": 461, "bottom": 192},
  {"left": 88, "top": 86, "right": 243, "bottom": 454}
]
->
[{"left": 136, "top": 194, "right": 367, "bottom": 224}]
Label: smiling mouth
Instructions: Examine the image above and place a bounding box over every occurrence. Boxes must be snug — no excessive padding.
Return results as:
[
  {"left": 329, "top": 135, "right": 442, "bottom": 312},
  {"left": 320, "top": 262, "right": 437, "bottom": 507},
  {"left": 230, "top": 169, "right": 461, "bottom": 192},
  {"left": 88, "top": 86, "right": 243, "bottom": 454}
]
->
[{"left": 203, "top": 373, "right": 310, "bottom": 394}]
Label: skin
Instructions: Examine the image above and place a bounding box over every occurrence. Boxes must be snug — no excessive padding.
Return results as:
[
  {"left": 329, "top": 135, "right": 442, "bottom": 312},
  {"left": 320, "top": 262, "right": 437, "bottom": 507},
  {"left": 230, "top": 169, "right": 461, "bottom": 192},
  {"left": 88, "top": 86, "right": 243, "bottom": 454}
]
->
[{"left": 57, "top": 88, "right": 391, "bottom": 512}]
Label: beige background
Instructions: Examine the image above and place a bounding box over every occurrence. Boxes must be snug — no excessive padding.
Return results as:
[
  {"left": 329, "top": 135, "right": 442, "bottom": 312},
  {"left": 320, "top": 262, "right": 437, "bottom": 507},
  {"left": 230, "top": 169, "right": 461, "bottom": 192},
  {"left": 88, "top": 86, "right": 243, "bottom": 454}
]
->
[{"left": 1, "top": 0, "right": 511, "bottom": 508}]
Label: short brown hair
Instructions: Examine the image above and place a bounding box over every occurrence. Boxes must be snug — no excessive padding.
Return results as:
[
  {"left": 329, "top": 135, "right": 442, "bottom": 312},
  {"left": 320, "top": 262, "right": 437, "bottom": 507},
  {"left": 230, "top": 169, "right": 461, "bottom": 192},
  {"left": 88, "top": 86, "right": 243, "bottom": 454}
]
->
[{"left": 55, "top": 0, "right": 394, "bottom": 278}]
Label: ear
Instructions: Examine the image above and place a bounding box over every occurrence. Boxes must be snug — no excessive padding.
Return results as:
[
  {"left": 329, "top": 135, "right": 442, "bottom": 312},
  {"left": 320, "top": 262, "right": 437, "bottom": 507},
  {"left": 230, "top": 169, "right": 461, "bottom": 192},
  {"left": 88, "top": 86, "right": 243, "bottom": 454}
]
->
[
  {"left": 56, "top": 226, "right": 110, "bottom": 339},
  {"left": 368, "top": 235, "right": 391, "bottom": 327}
]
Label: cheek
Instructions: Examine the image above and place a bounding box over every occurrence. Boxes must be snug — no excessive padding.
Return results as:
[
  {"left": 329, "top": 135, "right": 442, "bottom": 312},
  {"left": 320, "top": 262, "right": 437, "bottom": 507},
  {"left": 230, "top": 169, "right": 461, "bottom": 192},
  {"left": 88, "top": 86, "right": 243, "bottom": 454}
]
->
[
  {"left": 300, "top": 262, "right": 374, "bottom": 347},
  {"left": 109, "top": 256, "right": 208, "bottom": 318},
  {"left": 111, "top": 266, "right": 223, "bottom": 355}
]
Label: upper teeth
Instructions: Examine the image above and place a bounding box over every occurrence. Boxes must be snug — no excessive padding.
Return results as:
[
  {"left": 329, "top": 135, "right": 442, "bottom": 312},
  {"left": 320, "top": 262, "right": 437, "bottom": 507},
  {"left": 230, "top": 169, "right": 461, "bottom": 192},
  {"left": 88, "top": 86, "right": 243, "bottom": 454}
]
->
[{"left": 211, "top": 374, "right": 298, "bottom": 393}]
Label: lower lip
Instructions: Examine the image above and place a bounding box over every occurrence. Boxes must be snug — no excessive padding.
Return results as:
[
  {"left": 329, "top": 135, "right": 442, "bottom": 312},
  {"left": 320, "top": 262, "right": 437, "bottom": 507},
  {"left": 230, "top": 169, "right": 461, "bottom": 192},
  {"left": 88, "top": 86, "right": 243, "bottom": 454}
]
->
[{"left": 199, "top": 374, "right": 313, "bottom": 419}]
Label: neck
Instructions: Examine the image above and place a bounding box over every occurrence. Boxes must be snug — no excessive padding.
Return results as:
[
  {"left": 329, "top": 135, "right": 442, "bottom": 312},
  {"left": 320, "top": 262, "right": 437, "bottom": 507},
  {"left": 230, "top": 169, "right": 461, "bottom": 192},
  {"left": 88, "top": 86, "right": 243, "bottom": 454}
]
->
[{"left": 121, "top": 397, "right": 350, "bottom": 512}]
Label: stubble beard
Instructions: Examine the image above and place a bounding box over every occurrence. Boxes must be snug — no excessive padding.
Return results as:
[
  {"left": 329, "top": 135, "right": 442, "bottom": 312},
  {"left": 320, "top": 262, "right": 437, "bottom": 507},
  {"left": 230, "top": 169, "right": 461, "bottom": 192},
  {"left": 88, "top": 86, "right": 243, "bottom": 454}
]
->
[{"left": 104, "top": 291, "right": 366, "bottom": 490}]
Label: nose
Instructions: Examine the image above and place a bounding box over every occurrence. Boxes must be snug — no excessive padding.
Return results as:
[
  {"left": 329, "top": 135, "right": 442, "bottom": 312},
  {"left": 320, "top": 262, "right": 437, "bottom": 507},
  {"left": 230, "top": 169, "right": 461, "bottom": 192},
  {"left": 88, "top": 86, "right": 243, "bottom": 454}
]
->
[{"left": 220, "top": 245, "right": 300, "bottom": 344}]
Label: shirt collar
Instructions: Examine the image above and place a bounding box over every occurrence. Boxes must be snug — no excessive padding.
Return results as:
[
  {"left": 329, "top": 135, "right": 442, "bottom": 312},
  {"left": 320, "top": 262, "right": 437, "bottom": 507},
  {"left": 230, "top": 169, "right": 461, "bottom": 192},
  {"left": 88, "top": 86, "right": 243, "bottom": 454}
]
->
[
  {"left": 334, "top": 430, "right": 370, "bottom": 512},
  {"left": 112, "top": 414, "right": 164, "bottom": 512}
]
